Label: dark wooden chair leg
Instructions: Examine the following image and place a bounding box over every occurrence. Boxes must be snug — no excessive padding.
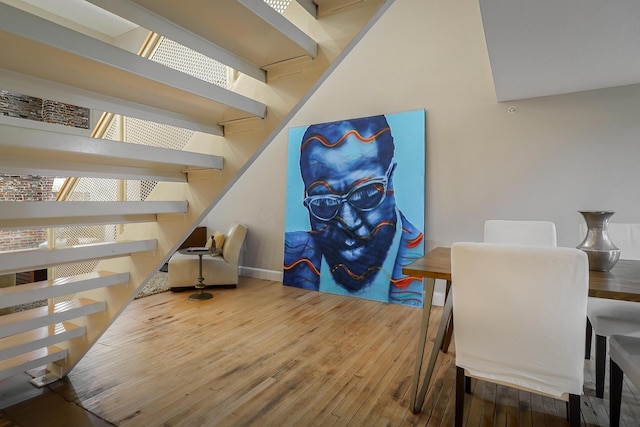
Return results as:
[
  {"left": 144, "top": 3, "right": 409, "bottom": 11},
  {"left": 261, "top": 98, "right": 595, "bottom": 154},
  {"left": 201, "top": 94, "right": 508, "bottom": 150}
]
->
[
  {"left": 595, "top": 334, "right": 607, "bottom": 398},
  {"left": 585, "top": 318, "right": 592, "bottom": 359},
  {"left": 610, "top": 359, "right": 623, "bottom": 427},
  {"left": 455, "top": 367, "right": 465, "bottom": 427},
  {"left": 464, "top": 375, "right": 471, "bottom": 393},
  {"left": 568, "top": 394, "right": 580, "bottom": 427}
]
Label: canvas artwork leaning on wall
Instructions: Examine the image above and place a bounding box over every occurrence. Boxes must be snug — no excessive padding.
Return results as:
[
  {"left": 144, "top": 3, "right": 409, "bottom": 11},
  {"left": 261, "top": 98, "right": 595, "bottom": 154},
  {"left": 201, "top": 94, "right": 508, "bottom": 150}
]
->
[{"left": 283, "top": 110, "right": 426, "bottom": 307}]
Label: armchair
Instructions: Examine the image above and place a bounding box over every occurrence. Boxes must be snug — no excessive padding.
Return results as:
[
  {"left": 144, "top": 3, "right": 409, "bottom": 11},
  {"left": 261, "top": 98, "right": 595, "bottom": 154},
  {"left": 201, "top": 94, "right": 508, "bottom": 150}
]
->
[
  {"left": 168, "top": 223, "right": 248, "bottom": 290},
  {"left": 451, "top": 242, "right": 588, "bottom": 427}
]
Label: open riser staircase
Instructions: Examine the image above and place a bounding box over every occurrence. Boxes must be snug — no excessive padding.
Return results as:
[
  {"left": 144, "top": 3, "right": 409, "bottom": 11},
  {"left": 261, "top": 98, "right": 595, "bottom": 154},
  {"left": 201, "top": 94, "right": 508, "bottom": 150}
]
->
[{"left": 0, "top": 0, "right": 390, "bottom": 389}]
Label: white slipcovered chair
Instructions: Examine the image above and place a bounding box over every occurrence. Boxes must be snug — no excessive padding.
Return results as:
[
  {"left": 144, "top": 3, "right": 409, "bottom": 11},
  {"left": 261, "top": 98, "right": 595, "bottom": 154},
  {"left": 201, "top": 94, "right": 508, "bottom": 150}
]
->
[
  {"left": 584, "top": 223, "right": 640, "bottom": 398},
  {"left": 168, "top": 223, "right": 248, "bottom": 290},
  {"left": 484, "top": 219, "right": 557, "bottom": 247},
  {"left": 436, "top": 220, "right": 557, "bottom": 357},
  {"left": 451, "top": 242, "right": 588, "bottom": 427}
]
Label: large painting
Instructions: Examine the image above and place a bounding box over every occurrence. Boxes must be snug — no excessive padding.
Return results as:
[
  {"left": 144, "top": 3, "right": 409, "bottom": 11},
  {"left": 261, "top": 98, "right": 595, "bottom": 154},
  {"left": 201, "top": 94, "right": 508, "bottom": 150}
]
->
[{"left": 283, "top": 110, "right": 425, "bottom": 307}]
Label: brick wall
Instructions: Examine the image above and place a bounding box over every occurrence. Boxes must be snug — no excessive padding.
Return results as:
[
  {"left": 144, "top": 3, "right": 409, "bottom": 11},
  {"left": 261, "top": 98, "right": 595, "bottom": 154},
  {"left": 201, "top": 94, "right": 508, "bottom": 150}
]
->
[
  {"left": 0, "top": 175, "right": 55, "bottom": 251},
  {"left": 1, "top": 90, "right": 88, "bottom": 251},
  {"left": 42, "top": 99, "right": 90, "bottom": 129},
  {"left": 0, "top": 90, "right": 41, "bottom": 122},
  {"left": 1, "top": 90, "right": 89, "bottom": 129}
]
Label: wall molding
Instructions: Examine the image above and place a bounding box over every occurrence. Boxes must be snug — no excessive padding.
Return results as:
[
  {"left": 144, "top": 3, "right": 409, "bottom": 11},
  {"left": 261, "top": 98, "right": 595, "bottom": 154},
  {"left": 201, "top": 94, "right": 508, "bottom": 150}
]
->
[{"left": 239, "top": 266, "right": 283, "bottom": 282}]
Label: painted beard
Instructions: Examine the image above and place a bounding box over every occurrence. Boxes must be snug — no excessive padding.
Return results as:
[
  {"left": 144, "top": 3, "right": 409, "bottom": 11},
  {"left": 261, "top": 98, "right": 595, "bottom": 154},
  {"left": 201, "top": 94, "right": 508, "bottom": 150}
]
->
[{"left": 314, "top": 220, "right": 396, "bottom": 292}]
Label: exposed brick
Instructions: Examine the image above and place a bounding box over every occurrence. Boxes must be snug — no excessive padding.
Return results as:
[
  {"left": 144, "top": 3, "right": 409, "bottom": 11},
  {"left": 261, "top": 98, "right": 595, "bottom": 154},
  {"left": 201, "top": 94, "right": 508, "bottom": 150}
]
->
[
  {"left": 42, "top": 99, "right": 89, "bottom": 129},
  {"left": 1, "top": 89, "right": 89, "bottom": 251},
  {"left": 0, "top": 90, "right": 41, "bottom": 121},
  {"left": 0, "top": 175, "right": 55, "bottom": 251},
  {"left": 1, "top": 90, "right": 90, "bottom": 128}
]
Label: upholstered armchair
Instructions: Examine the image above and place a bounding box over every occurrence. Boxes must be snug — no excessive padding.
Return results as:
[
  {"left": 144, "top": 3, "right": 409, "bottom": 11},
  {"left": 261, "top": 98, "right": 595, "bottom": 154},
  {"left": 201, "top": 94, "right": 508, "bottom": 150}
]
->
[
  {"left": 168, "top": 223, "right": 248, "bottom": 290},
  {"left": 451, "top": 243, "right": 588, "bottom": 427}
]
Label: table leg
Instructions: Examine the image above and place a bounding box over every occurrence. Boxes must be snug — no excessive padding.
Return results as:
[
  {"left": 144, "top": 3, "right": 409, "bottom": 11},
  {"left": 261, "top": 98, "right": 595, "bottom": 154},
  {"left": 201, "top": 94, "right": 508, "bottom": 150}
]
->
[
  {"left": 411, "top": 280, "right": 454, "bottom": 413},
  {"left": 410, "top": 277, "right": 435, "bottom": 413},
  {"left": 189, "top": 254, "right": 213, "bottom": 301},
  {"left": 441, "top": 280, "right": 454, "bottom": 353},
  {"left": 441, "top": 311, "right": 454, "bottom": 354}
]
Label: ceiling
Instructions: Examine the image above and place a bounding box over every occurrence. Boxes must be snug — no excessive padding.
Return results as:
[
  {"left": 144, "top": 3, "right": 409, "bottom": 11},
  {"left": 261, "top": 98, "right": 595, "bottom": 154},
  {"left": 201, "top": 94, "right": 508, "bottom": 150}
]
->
[
  {"left": 479, "top": 0, "right": 640, "bottom": 101},
  {"left": 5, "top": 0, "right": 640, "bottom": 102}
]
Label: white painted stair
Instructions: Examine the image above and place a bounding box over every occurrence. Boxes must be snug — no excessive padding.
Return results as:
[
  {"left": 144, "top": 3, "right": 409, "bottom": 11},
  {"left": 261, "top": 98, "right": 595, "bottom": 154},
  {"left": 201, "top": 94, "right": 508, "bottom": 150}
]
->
[
  {"left": 0, "top": 299, "right": 106, "bottom": 340},
  {"left": 0, "top": 240, "right": 158, "bottom": 275},
  {"left": 0, "top": 272, "right": 129, "bottom": 310},
  {"left": 0, "top": 323, "right": 86, "bottom": 361},
  {"left": 0, "top": 120, "right": 218, "bottom": 385},
  {"left": 0, "top": 0, "right": 391, "bottom": 393},
  {"left": 0, "top": 117, "right": 223, "bottom": 180},
  {"left": 0, "top": 346, "right": 67, "bottom": 382},
  {"left": 0, "top": 299, "right": 107, "bottom": 384}
]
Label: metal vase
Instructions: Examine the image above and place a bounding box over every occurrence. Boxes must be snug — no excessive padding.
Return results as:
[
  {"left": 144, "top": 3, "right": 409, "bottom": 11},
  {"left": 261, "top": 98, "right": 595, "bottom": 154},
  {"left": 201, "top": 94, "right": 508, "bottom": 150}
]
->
[{"left": 576, "top": 211, "right": 621, "bottom": 271}]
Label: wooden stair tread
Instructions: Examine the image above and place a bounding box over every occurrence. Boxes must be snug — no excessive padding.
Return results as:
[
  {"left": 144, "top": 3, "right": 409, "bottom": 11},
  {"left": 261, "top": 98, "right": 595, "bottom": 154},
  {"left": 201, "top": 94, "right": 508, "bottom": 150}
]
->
[
  {"left": 0, "top": 298, "right": 106, "bottom": 339},
  {"left": 0, "top": 200, "right": 189, "bottom": 230},
  {"left": 0, "top": 119, "right": 223, "bottom": 169},
  {"left": 0, "top": 322, "right": 83, "bottom": 351},
  {"left": 0, "top": 271, "right": 128, "bottom": 310},
  {"left": 0, "top": 239, "right": 156, "bottom": 276},
  {"left": 0, "top": 298, "right": 102, "bottom": 325},
  {"left": 0, "top": 346, "right": 66, "bottom": 381},
  {"left": 0, "top": 4, "right": 266, "bottom": 135}
]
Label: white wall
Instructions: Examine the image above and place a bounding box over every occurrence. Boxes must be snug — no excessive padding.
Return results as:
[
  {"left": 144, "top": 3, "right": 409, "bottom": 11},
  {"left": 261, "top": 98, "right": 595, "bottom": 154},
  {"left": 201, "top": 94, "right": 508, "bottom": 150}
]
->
[{"left": 206, "top": 0, "right": 640, "bottom": 277}]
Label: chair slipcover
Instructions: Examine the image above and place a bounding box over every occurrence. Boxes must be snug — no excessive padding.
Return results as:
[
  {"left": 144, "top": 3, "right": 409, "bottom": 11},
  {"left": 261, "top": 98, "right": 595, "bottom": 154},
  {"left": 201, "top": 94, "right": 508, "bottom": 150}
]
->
[
  {"left": 585, "top": 223, "right": 640, "bottom": 398},
  {"left": 168, "top": 223, "right": 248, "bottom": 289},
  {"left": 452, "top": 242, "right": 588, "bottom": 398},
  {"left": 484, "top": 219, "right": 557, "bottom": 247}
]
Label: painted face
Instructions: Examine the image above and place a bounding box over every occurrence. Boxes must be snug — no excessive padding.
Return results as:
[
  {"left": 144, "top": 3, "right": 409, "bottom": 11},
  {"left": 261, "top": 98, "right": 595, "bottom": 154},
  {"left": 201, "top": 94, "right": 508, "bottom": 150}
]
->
[{"left": 300, "top": 121, "right": 397, "bottom": 291}]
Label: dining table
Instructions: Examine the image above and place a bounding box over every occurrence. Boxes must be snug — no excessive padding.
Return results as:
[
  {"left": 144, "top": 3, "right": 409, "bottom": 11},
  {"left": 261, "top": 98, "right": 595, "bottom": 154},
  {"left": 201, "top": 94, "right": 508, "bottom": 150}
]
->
[{"left": 402, "top": 246, "right": 640, "bottom": 414}]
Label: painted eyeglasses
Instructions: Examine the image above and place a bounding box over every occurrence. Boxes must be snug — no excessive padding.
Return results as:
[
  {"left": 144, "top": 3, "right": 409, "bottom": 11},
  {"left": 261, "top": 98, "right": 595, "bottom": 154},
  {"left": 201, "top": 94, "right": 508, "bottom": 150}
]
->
[{"left": 303, "top": 162, "right": 395, "bottom": 222}]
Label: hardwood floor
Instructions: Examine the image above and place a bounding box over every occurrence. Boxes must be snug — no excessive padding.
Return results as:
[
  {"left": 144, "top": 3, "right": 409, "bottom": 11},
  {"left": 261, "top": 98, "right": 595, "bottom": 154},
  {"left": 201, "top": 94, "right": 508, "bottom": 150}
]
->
[{"left": 1, "top": 277, "right": 639, "bottom": 426}]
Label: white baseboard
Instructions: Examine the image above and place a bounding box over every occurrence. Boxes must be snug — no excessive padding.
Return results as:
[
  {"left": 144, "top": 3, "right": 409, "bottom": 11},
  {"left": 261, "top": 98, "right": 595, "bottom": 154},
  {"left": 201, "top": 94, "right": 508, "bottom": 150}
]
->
[
  {"left": 431, "top": 290, "right": 445, "bottom": 307},
  {"left": 239, "top": 266, "right": 283, "bottom": 282},
  {"left": 427, "top": 278, "right": 448, "bottom": 307}
]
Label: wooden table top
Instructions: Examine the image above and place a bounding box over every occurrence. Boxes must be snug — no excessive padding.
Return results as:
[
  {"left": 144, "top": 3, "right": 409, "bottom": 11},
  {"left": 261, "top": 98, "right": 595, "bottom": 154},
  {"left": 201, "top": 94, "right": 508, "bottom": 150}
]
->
[
  {"left": 403, "top": 247, "right": 640, "bottom": 302},
  {"left": 403, "top": 247, "right": 452, "bottom": 281},
  {"left": 588, "top": 259, "right": 640, "bottom": 302}
]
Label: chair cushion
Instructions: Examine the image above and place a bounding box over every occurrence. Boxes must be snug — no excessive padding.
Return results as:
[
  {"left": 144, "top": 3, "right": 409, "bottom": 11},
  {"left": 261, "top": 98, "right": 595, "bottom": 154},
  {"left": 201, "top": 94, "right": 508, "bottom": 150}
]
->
[
  {"left": 587, "top": 297, "right": 640, "bottom": 337},
  {"left": 609, "top": 335, "right": 640, "bottom": 388},
  {"left": 204, "top": 231, "right": 225, "bottom": 252},
  {"left": 213, "top": 231, "right": 226, "bottom": 249}
]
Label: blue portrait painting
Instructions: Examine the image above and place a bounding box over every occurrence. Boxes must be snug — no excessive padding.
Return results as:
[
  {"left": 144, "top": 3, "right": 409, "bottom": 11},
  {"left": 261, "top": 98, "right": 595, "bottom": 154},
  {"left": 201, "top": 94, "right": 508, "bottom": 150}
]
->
[{"left": 283, "top": 110, "right": 425, "bottom": 307}]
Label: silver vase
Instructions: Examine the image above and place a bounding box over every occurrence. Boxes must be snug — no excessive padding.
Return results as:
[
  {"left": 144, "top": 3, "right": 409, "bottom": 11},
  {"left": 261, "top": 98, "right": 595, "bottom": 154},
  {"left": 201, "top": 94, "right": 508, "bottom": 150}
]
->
[{"left": 576, "top": 211, "right": 621, "bottom": 271}]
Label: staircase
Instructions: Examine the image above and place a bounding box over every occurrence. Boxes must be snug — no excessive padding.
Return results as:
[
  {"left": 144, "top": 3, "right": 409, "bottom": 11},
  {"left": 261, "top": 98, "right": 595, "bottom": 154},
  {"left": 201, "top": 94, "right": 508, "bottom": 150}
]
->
[{"left": 0, "top": 0, "right": 390, "bottom": 389}]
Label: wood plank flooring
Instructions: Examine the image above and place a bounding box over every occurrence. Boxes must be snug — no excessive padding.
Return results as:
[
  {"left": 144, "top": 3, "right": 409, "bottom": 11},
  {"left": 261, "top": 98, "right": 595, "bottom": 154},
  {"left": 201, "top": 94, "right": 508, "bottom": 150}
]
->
[{"left": 1, "top": 276, "right": 639, "bottom": 426}]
